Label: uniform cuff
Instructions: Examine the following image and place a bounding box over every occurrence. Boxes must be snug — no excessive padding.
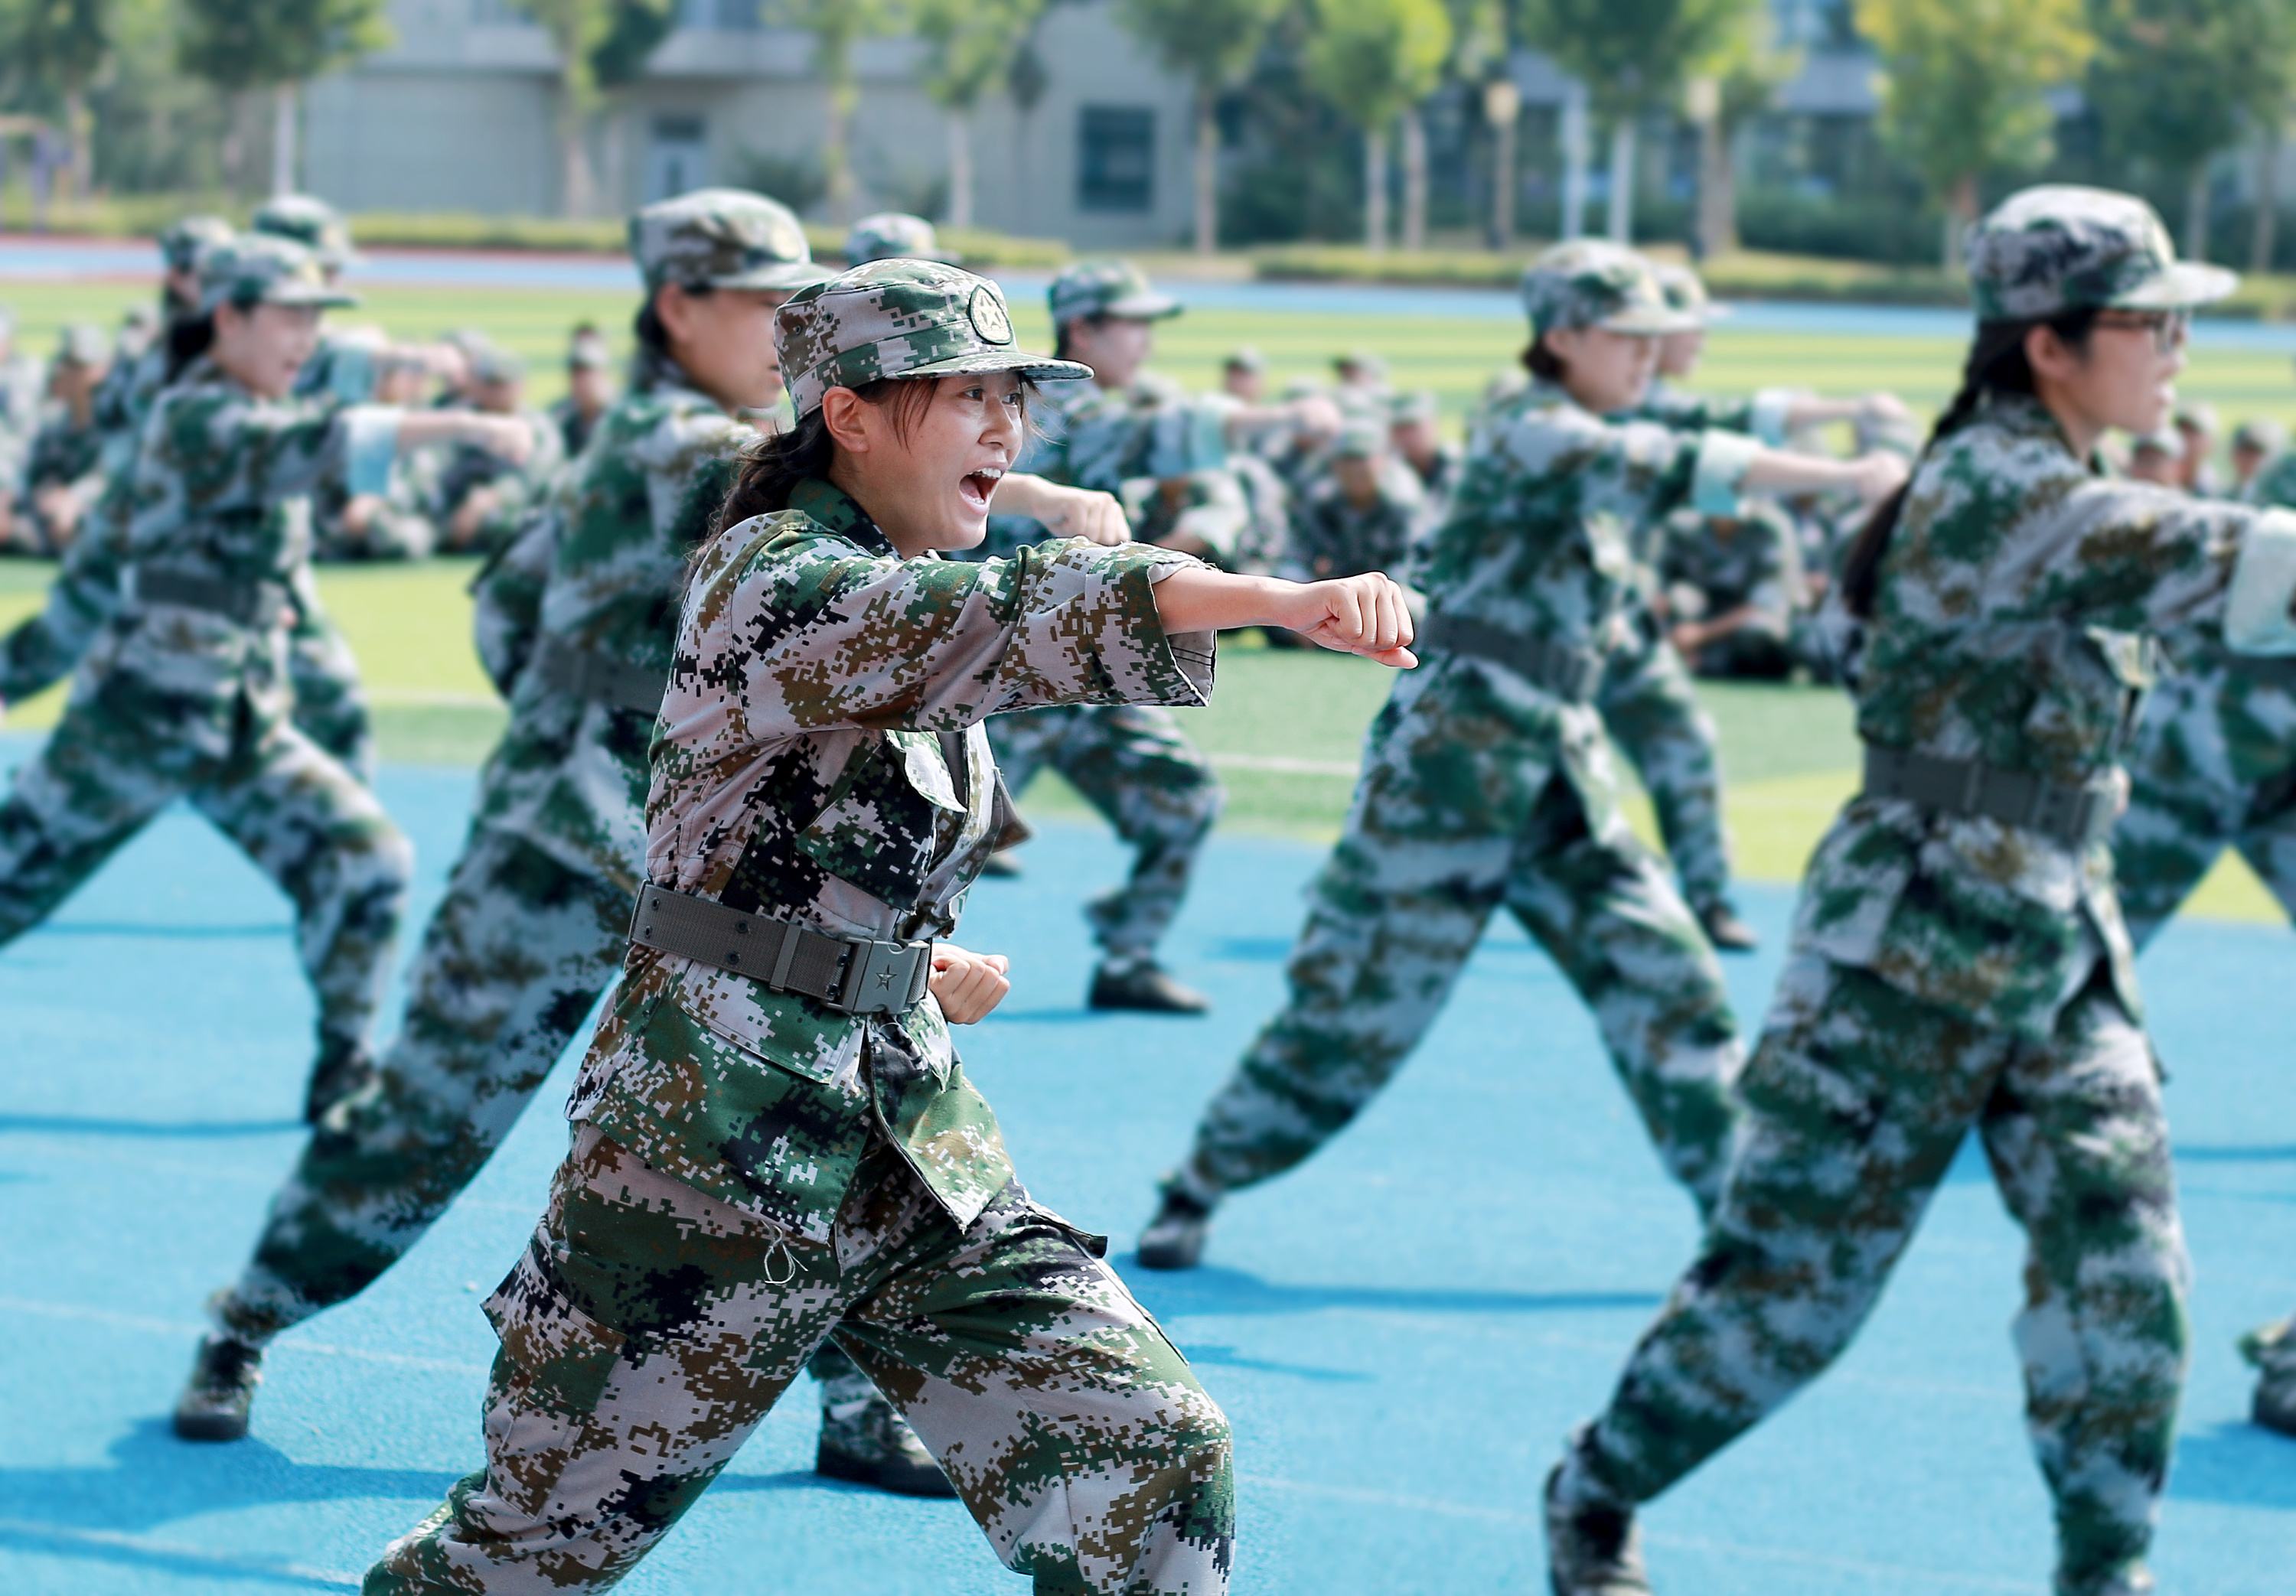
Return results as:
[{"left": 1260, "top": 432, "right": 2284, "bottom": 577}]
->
[
  {"left": 340, "top": 406, "right": 401, "bottom": 499},
  {"left": 2225, "top": 509, "right": 2296, "bottom": 654},
  {"left": 1691, "top": 430, "right": 1762, "bottom": 517},
  {"left": 1750, "top": 389, "right": 1797, "bottom": 447}
]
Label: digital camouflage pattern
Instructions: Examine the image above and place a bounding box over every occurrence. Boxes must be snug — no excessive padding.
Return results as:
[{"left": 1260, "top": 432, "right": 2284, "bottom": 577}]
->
[
  {"left": 1047, "top": 258, "right": 1181, "bottom": 327},
  {"left": 1159, "top": 381, "right": 1758, "bottom": 1218},
  {"left": 207, "top": 344, "right": 754, "bottom": 1352},
  {"left": 1518, "top": 241, "right": 1699, "bottom": 339},
  {"left": 1557, "top": 389, "right": 2296, "bottom": 1596},
  {"left": 1121, "top": 464, "right": 1289, "bottom": 575},
  {"left": 1966, "top": 185, "right": 2236, "bottom": 323},
  {"left": 425, "top": 404, "right": 564, "bottom": 554},
  {"left": 200, "top": 235, "right": 357, "bottom": 314},
  {"left": 1659, "top": 499, "right": 1806, "bottom": 677},
  {"left": 370, "top": 477, "right": 1233, "bottom": 1593},
  {"left": 252, "top": 192, "right": 357, "bottom": 269},
  {"left": 628, "top": 186, "right": 821, "bottom": 294},
  {"left": 0, "top": 355, "right": 409, "bottom": 1064},
  {"left": 846, "top": 210, "right": 956, "bottom": 264},
  {"left": 778, "top": 259, "right": 1087, "bottom": 420},
  {"left": 1289, "top": 451, "right": 1425, "bottom": 581},
  {"left": 367, "top": 1129, "right": 1234, "bottom": 1596},
  {"left": 1596, "top": 618, "right": 1735, "bottom": 914}
]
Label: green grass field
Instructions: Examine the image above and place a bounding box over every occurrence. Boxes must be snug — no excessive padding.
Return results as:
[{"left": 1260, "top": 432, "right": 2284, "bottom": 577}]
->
[{"left": 2, "top": 272, "right": 2288, "bottom": 922}]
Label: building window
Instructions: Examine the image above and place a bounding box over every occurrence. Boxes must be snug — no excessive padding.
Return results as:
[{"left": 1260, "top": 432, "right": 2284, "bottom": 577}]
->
[
  {"left": 646, "top": 116, "right": 710, "bottom": 202},
  {"left": 1078, "top": 106, "right": 1155, "bottom": 214}
]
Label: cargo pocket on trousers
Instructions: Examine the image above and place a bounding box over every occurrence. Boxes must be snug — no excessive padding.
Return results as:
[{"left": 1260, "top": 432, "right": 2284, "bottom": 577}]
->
[
  {"left": 1735, "top": 1034, "right": 1887, "bottom": 1148},
  {"left": 478, "top": 1230, "right": 631, "bottom": 1524}
]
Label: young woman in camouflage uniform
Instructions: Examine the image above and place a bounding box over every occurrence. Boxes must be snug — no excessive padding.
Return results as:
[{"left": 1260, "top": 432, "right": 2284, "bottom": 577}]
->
[
  {"left": 1545, "top": 186, "right": 2296, "bottom": 1596},
  {"left": 1134, "top": 243, "right": 1903, "bottom": 1272},
  {"left": 0, "top": 237, "right": 531, "bottom": 1125},
  {"left": 364, "top": 258, "right": 1416, "bottom": 1595}
]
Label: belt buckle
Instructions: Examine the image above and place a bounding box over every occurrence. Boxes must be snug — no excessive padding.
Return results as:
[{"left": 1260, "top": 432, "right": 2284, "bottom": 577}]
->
[{"left": 839, "top": 938, "right": 922, "bottom": 1015}]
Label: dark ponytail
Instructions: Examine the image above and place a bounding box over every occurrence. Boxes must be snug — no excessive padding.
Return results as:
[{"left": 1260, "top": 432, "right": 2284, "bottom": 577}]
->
[
  {"left": 1839, "top": 306, "right": 2099, "bottom": 619},
  {"left": 165, "top": 311, "right": 216, "bottom": 383}
]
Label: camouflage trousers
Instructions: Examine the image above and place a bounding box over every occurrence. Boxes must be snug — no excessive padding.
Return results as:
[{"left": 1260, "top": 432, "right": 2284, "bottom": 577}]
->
[
  {"left": 2112, "top": 660, "right": 2296, "bottom": 949},
  {"left": 0, "top": 684, "right": 409, "bottom": 1057},
  {"left": 990, "top": 702, "right": 1223, "bottom": 965},
  {"left": 1169, "top": 772, "right": 1742, "bottom": 1215},
  {"left": 1563, "top": 955, "right": 2187, "bottom": 1596},
  {"left": 367, "top": 1125, "right": 1235, "bottom": 1595},
  {"left": 289, "top": 604, "right": 377, "bottom": 784},
  {"left": 214, "top": 822, "right": 627, "bottom": 1345},
  {"left": 1598, "top": 624, "right": 1736, "bottom": 914}
]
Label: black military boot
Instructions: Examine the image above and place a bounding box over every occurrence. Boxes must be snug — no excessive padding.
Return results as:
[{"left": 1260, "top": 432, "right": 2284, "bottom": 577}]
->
[
  {"left": 815, "top": 1392, "right": 958, "bottom": 1499},
  {"left": 304, "top": 1037, "right": 377, "bottom": 1125},
  {"left": 1088, "top": 959, "right": 1211, "bottom": 1015},
  {"left": 1696, "top": 899, "right": 1760, "bottom": 953},
  {"left": 174, "top": 1332, "right": 264, "bottom": 1441},
  {"left": 2241, "top": 1318, "right": 2296, "bottom": 1438},
  {"left": 1544, "top": 1458, "right": 1651, "bottom": 1595},
  {"left": 1137, "top": 1184, "right": 1215, "bottom": 1272}
]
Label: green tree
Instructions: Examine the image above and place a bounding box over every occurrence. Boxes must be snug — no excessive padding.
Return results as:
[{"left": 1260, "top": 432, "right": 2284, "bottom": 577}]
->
[
  {"left": 1117, "top": 0, "right": 1289, "bottom": 253},
  {"left": 771, "top": 0, "right": 908, "bottom": 224},
  {"left": 1442, "top": 0, "right": 1517, "bottom": 248},
  {"left": 0, "top": 0, "right": 117, "bottom": 197},
  {"left": 1519, "top": 0, "right": 1760, "bottom": 242},
  {"left": 177, "top": 0, "right": 391, "bottom": 197},
  {"left": 1303, "top": 0, "right": 1452, "bottom": 250},
  {"left": 2084, "top": 0, "right": 2296, "bottom": 260},
  {"left": 1684, "top": 8, "right": 1797, "bottom": 256},
  {"left": 1854, "top": 0, "right": 2094, "bottom": 267},
  {"left": 917, "top": 0, "right": 1045, "bottom": 229},
  {"left": 507, "top": 0, "right": 674, "bottom": 217}
]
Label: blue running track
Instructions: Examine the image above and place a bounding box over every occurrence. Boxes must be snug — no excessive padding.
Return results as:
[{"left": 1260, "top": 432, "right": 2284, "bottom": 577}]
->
[{"left": 2, "top": 744, "right": 2292, "bottom": 1594}]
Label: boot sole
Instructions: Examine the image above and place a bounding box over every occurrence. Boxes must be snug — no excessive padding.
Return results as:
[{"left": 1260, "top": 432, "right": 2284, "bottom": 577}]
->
[
  {"left": 814, "top": 1441, "right": 959, "bottom": 1499},
  {"left": 174, "top": 1408, "right": 251, "bottom": 1442}
]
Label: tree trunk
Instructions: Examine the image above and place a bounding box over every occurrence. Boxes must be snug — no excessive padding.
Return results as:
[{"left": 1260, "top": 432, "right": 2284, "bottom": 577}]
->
[
  {"left": 2253, "top": 121, "right": 2283, "bottom": 274},
  {"left": 827, "top": 80, "right": 858, "bottom": 222},
  {"left": 1193, "top": 84, "right": 1218, "bottom": 256},
  {"left": 947, "top": 108, "right": 974, "bottom": 229},
  {"left": 272, "top": 83, "right": 299, "bottom": 196},
  {"left": 1605, "top": 115, "right": 1636, "bottom": 243},
  {"left": 1401, "top": 105, "right": 1428, "bottom": 252},
  {"left": 1363, "top": 124, "right": 1388, "bottom": 252},
  {"left": 1559, "top": 81, "right": 1590, "bottom": 242},
  {"left": 1487, "top": 92, "right": 1518, "bottom": 249},
  {"left": 62, "top": 85, "right": 91, "bottom": 200},
  {"left": 2183, "top": 164, "right": 2211, "bottom": 264},
  {"left": 1694, "top": 105, "right": 1737, "bottom": 258},
  {"left": 558, "top": 67, "right": 594, "bottom": 218},
  {"left": 1944, "top": 171, "right": 1979, "bottom": 272}
]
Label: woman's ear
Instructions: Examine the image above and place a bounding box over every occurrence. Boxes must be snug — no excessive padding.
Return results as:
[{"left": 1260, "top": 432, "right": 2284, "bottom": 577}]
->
[
  {"left": 654, "top": 284, "right": 693, "bottom": 350},
  {"left": 2024, "top": 322, "right": 2076, "bottom": 385},
  {"left": 820, "top": 386, "right": 873, "bottom": 454}
]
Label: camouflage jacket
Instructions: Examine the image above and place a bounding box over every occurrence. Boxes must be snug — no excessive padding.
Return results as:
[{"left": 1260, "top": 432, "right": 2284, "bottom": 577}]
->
[
  {"left": 566, "top": 477, "right": 1213, "bottom": 1243},
  {"left": 0, "top": 353, "right": 44, "bottom": 477},
  {"left": 1292, "top": 464, "right": 1426, "bottom": 582},
  {"left": 1659, "top": 500, "right": 1804, "bottom": 634},
  {"left": 86, "top": 357, "right": 395, "bottom": 756},
  {"left": 23, "top": 408, "right": 105, "bottom": 496},
  {"left": 1026, "top": 371, "right": 1221, "bottom": 496},
  {"left": 1633, "top": 378, "right": 1793, "bottom": 447},
  {"left": 90, "top": 334, "right": 165, "bottom": 451},
  {"left": 468, "top": 350, "right": 746, "bottom": 888},
  {"left": 1355, "top": 383, "right": 1754, "bottom": 848},
  {"left": 1798, "top": 392, "right": 2296, "bottom": 1037},
  {"left": 428, "top": 407, "right": 566, "bottom": 543},
  {"left": 1118, "top": 461, "right": 1290, "bottom": 575}
]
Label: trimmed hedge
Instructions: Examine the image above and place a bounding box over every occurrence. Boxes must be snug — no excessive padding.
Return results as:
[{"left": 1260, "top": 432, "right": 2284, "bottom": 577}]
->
[{"left": 5, "top": 194, "right": 1071, "bottom": 269}]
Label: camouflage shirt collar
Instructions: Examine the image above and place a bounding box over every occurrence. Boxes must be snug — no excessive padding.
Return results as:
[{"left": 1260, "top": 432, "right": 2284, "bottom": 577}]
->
[
  {"left": 629, "top": 344, "right": 716, "bottom": 410},
  {"left": 1975, "top": 390, "right": 2096, "bottom": 470},
  {"left": 788, "top": 476, "right": 898, "bottom": 558}
]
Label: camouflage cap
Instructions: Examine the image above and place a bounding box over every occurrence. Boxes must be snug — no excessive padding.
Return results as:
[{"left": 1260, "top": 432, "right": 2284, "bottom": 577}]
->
[
  {"left": 1332, "top": 421, "right": 1387, "bottom": 461},
  {"left": 2174, "top": 401, "right": 2219, "bottom": 435},
  {"left": 567, "top": 327, "right": 612, "bottom": 369},
  {"left": 53, "top": 322, "right": 109, "bottom": 366},
  {"left": 631, "top": 187, "right": 824, "bottom": 295},
  {"left": 199, "top": 236, "right": 359, "bottom": 314},
  {"left": 2233, "top": 418, "right": 2287, "bottom": 454},
  {"left": 466, "top": 339, "right": 526, "bottom": 385},
  {"left": 1333, "top": 347, "right": 1388, "bottom": 379},
  {"left": 251, "top": 193, "right": 357, "bottom": 269},
  {"left": 778, "top": 259, "right": 1091, "bottom": 421},
  {"left": 1388, "top": 388, "right": 1440, "bottom": 424},
  {"left": 160, "top": 214, "right": 235, "bottom": 275},
  {"left": 846, "top": 212, "right": 957, "bottom": 265},
  {"left": 2128, "top": 425, "right": 2183, "bottom": 457},
  {"left": 1048, "top": 259, "right": 1180, "bottom": 327},
  {"left": 1967, "top": 185, "right": 2236, "bottom": 321},
  {"left": 1520, "top": 242, "right": 1698, "bottom": 338},
  {"left": 1223, "top": 345, "right": 1265, "bottom": 373},
  {"left": 1655, "top": 263, "right": 1732, "bottom": 324}
]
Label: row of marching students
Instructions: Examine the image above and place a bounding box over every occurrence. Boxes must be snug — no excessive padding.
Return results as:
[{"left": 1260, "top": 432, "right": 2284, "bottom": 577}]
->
[{"left": 4, "top": 176, "right": 2292, "bottom": 1596}]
